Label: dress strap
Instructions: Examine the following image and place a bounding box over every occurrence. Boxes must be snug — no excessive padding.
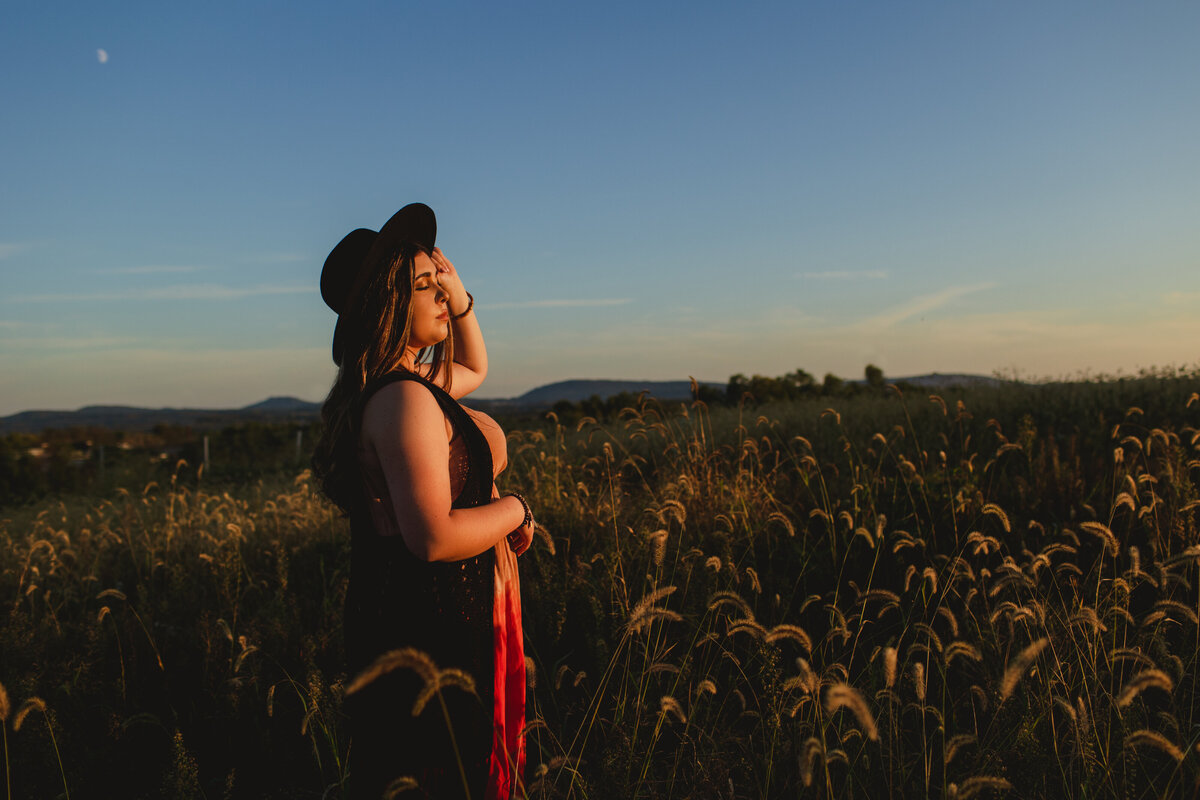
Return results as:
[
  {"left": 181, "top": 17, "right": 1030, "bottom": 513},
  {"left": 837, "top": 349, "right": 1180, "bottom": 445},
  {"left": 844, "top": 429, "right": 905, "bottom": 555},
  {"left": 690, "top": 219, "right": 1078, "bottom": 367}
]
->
[{"left": 360, "top": 370, "right": 494, "bottom": 509}]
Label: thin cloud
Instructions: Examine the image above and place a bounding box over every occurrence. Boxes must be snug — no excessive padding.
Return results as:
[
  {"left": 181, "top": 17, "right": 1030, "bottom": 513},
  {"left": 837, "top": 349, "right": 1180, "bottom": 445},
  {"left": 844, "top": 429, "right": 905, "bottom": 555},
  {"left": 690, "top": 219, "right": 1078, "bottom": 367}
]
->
[
  {"left": 97, "top": 49, "right": 108, "bottom": 64},
  {"left": 98, "top": 265, "right": 200, "bottom": 275},
  {"left": 798, "top": 270, "right": 889, "bottom": 280},
  {"left": 485, "top": 298, "right": 632, "bottom": 310},
  {"left": 857, "top": 283, "right": 996, "bottom": 329},
  {"left": 13, "top": 284, "right": 311, "bottom": 303}
]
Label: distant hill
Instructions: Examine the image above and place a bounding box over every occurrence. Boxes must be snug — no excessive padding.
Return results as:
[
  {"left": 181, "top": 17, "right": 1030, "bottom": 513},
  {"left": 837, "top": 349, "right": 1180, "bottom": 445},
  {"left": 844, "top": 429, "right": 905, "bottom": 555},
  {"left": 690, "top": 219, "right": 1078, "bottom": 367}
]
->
[
  {"left": 0, "top": 381, "right": 723, "bottom": 434},
  {"left": 242, "top": 396, "right": 323, "bottom": 413},
  {"left": 0, "top": 374, "right": 1004, "bottom": 434},
  {"left": 0, "top": 399, "right": 323, "bottom": 435},
  {"left": 513, "top": 379, "right": 724, "bottom": 406}
]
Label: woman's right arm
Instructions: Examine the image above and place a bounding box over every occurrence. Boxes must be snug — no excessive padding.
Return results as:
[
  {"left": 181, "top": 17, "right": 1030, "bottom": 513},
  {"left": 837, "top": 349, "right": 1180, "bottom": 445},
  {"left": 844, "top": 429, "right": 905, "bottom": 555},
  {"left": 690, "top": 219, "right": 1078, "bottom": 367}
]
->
[{"left": 362, "top": 381, "right": 530, "bottom": 562}]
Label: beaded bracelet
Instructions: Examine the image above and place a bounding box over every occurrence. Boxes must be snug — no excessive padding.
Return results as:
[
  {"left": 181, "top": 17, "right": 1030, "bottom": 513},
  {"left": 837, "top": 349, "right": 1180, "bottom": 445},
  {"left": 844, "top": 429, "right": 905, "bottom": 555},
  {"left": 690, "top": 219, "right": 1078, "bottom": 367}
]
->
[
  {"left": 451, "top": 292, "right": 474, "bottom": 320},
  {"left": 506, "top": 491, "right": 533, "bottom": 530}
]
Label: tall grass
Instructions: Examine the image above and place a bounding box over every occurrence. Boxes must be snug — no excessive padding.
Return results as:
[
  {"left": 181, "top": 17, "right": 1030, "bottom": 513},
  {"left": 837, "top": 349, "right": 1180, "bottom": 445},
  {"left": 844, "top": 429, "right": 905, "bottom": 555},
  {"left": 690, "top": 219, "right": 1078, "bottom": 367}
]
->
[{"left": 2, "top": 371, "right": 1199, "bottom": 798}]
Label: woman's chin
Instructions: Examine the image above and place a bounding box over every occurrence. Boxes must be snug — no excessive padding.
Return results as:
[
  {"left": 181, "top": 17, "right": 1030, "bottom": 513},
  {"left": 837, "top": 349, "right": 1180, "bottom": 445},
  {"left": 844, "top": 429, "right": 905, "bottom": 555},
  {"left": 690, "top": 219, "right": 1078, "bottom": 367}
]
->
[{"left": 412, "top": 330, "right": 449, "bottom": 349}]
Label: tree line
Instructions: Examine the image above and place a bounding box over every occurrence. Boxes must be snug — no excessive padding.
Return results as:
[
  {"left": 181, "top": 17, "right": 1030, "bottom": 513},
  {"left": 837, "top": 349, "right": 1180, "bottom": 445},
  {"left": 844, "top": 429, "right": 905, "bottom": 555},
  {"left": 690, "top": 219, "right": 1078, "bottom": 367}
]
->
[
  {"left": 723, "top": 363, "right": 888, "bottom": 403},
  {"left": 551, "top": 364, "right": 892, "bottom": 423}
]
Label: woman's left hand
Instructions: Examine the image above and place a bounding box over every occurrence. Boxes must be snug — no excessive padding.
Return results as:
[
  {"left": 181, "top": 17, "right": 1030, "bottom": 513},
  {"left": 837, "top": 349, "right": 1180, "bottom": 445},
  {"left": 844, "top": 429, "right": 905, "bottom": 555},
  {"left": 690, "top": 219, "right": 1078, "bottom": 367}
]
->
[
  {"left": 432, "top": 247, "right": 470, "bottom": 317},
  {"left": 507, "top": 517, "right": 534, "bottom": 556}
]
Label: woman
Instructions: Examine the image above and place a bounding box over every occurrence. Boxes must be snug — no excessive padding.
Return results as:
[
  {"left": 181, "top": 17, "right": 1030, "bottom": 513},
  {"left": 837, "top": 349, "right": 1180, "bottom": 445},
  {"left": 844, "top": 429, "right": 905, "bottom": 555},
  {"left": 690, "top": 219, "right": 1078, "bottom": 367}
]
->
[{"left": 313, "top": 203, "right": 531, "bottom": 800}]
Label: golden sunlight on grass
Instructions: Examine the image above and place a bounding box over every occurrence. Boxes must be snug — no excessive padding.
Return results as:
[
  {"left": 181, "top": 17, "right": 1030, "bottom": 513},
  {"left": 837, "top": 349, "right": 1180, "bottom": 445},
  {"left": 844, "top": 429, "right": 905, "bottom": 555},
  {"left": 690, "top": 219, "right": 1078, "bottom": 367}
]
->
[{"left": 3, "top": 370, "right": 1200, "bottom": 797}]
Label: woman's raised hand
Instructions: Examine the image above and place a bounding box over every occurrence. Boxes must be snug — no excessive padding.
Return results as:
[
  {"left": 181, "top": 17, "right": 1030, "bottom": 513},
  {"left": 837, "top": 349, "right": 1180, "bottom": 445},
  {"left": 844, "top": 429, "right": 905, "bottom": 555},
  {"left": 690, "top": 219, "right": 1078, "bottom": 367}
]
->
[{"left": 431, "top": 247, "right": 470, "bottom": 317}]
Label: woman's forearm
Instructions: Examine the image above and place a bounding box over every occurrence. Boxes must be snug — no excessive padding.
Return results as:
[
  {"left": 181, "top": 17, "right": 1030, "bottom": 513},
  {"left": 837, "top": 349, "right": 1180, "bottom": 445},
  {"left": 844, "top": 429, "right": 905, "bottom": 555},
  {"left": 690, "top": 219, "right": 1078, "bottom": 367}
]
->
[
  {"left": 406, "top": 494, "right": 524, "bottom": 562},
  {"left": 451, "top": 303, "right": 488, "bottom": 382}
]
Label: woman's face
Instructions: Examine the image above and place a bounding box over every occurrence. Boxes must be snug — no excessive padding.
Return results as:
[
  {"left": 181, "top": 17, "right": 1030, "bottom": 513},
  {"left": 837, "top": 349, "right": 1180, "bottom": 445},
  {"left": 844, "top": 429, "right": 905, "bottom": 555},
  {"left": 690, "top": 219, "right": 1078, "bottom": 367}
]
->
[{"left": 407, "top": 250, "right": 450, "bottom": 348}]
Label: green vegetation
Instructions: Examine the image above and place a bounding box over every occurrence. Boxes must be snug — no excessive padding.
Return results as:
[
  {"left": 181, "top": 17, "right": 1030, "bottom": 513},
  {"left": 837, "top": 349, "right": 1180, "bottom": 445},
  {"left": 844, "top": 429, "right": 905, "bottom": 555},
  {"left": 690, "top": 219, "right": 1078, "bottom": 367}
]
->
[
  {"left": 547, "top": 366, "right": 884, "bottom": 425},
  {"left": 0, "top": 422, "right": 321, "bottom": 506},
  {"left": 2, "top": 367, "right": 1200, "bottom": 798}
]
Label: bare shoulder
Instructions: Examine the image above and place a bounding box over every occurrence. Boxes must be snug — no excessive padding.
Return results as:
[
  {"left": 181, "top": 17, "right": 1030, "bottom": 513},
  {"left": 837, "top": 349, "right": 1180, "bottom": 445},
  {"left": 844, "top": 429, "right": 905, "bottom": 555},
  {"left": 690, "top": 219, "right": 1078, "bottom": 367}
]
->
[
  {"left": 362, "top": 379, "right": 436, "bottom": 423},
  {"left": 361, "top": 380, "right": 453, "bottom": 445}
]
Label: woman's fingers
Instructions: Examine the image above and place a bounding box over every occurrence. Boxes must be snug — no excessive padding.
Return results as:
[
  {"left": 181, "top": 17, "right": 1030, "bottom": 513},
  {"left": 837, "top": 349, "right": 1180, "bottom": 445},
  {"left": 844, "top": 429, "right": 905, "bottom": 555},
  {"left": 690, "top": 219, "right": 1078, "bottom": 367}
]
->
[
  {"left": 523, "top": 521, "right": 535, "bottom": 554},
  {"left": 432, "top": 247, "right": 456, "bottom": 276},
  {"left": 434, "top": 251, "right": 468, "bottom": 314},
  {"left": 508, "top": 520, "right": 534, "bottom": 555}
]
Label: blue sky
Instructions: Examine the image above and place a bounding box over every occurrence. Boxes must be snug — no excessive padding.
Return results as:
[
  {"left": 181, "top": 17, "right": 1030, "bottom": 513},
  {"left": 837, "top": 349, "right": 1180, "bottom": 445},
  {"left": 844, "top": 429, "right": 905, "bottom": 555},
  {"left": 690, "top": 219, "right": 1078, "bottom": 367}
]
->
[{"left": 2, "top": 1, "right": 1199, "bottom": 415}]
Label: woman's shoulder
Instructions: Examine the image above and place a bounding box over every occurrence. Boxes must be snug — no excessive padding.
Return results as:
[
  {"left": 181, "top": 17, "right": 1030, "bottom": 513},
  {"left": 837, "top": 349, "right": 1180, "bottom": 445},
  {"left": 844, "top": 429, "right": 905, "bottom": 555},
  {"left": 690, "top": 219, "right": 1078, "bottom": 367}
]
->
[
  {"left": 363, "top": 376, "right": 436, "bottom": 414},
  {"left": 361, "top": 377, "right": 453, "bottom": 444}
]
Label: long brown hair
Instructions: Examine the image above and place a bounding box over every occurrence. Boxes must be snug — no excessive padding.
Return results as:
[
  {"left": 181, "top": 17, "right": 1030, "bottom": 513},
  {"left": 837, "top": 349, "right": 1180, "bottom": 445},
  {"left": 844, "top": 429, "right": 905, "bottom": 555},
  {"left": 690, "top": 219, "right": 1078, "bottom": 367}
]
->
[{"left": 312, "top": 242, "right": 454, "bottom": 513}]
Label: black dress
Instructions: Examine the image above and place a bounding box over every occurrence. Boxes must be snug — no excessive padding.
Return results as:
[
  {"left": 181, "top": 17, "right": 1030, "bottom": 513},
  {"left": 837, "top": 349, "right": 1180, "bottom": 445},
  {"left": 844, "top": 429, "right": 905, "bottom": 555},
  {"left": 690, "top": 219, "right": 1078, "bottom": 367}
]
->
[{"left": 344, "top": 371, "right": 496, "bottom": 800}]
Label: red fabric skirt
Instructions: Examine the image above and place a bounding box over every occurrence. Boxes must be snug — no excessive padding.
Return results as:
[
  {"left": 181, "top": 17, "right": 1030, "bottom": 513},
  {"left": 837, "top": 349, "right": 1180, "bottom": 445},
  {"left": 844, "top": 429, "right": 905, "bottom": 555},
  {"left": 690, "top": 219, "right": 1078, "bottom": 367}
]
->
[{"left": 487, "top": 544, "right": 526, "bottom": 799}]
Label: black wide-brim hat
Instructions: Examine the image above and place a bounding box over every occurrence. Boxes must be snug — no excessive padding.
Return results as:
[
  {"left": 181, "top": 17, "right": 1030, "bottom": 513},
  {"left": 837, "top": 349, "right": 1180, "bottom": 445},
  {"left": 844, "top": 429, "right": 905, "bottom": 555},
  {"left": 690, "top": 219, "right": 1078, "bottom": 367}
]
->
[{"left": 320, "top": 202, "right": 437, "bottom": 365}]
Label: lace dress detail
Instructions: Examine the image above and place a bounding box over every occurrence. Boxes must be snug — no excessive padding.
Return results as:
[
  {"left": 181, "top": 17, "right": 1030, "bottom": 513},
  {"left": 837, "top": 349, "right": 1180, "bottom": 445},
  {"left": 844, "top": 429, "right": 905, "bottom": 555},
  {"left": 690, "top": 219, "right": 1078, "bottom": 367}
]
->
[{"left": 344, "top": 371, "right": 524, "bottom": 800}]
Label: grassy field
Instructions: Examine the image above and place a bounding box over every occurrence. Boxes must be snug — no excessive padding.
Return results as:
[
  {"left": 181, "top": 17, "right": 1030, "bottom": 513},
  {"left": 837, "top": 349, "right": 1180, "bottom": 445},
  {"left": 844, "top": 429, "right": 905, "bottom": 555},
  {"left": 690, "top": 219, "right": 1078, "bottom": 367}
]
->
[{"left": 2, "top": 371, "right": 1200, "bottom": 799}]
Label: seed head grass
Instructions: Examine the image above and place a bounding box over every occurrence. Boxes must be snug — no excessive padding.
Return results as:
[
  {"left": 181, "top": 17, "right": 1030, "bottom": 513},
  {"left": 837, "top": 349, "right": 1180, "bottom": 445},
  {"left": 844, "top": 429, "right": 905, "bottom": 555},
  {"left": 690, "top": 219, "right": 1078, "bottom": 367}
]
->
[{"left": 5, "top": 370, "right": 1200, "bottom": 796}]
